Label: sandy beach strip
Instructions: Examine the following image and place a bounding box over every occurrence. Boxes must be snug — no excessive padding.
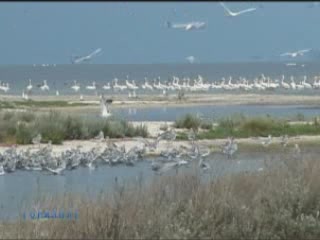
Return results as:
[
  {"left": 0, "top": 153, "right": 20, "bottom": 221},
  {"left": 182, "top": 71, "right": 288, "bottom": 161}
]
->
[
  {"left": 0, "top": 135, "right": 319, "bottom": 156},
  {"left": 1, "top": 93, "right": 320, "bottom": 111}
]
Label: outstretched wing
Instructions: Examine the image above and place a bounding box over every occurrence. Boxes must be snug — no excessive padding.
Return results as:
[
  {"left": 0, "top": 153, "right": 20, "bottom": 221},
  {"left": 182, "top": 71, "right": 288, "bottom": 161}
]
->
[
  {"left": 297, "top": 49, "right": 311, "bottom": 54},
  {"left": 88, "top": 48, "right": 102, "bottom": 58},
  {"left": 237, "top": 7, "right": 257, "bottom": 15},
  {"left": 280, "top": 52, "right": 291, "bottom": 57},
  {"left": 220, "top": 2, "right": 233, "bottom": 15}
]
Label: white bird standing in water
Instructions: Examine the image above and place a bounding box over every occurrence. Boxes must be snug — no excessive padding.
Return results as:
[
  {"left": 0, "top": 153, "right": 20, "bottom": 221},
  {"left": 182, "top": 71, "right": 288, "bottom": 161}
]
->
[
  {"left": 86, "top": 81, "right": 96, "bottom": 90},
  {"left": 71, "top": 80, "right": 80, "bottom": 92},
  {"left": 100, "top": 95, "right": 112, "bottom": 118},
  {"left": 40, "top": 80, "right": 50, "bottom": 91},
  {"left": 22, "top": 90, "right": 29, "bottom": 100},
  {"left": 26, "top": 79, "right": 33, "bottom": 92}
]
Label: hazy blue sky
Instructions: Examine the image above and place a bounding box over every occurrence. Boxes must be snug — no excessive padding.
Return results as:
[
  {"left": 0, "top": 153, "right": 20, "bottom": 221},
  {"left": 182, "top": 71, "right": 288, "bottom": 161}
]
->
[{"left": 0, "top": 2, "right": 319, "bottom": 64}]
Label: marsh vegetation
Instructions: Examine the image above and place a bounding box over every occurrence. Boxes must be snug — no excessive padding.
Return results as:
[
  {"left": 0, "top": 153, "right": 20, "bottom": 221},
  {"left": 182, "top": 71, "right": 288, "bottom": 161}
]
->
[
  {"left": 175, "top": 113, "right": 320, "bottom": 140},
  {"left": 0, "top": 111, "right": 148, "bottom": 144},
  {"left": 2, "top": 154, "right": 320, "bottom": 239}
]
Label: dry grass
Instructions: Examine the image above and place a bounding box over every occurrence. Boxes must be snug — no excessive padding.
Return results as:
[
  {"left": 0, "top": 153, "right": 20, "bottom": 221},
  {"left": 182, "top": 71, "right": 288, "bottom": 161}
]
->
[{"left": 2, "top": 154, "right": 320, "bottom": 239}]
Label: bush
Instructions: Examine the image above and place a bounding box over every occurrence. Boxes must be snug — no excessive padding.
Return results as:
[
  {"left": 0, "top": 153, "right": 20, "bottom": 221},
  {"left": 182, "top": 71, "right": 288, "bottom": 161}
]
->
[
  {"left": 200, "top": 121, "right": 212, "bottom": 130},
  {"left": 15, "top": 123, "right": 33, "bottom": 144},
  {"left": 198, "top": 115, "right": 320, "bottom": 140},
  {"left": 295, "top": 113, "right": 305, "bottom": 121},
  {"left": 132, "top": 124, "right": 148, "bottom": 138},
  {"left": 175, "top": 114, "right": 201, "bottom": 130},
  {"left": 64, "top": 116, "right": 83, "bottom": 140},
  {"left": 2, "top": 111, "right": 14, "bottom": 121},
  {"left": 19, "top": 112, "right": 36, "bottom": 123}
]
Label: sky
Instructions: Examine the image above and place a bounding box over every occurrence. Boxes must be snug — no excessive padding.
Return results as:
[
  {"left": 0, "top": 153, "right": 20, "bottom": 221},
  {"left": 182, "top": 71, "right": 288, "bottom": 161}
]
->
[{"left": 0, "top": 2, "right": 320, "bottom": 64}]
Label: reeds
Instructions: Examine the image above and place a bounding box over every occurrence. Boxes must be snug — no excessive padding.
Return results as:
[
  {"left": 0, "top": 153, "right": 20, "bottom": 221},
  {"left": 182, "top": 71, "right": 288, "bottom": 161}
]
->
[{"left": 2, "top": 154, "right": 320, "bottom": 239}]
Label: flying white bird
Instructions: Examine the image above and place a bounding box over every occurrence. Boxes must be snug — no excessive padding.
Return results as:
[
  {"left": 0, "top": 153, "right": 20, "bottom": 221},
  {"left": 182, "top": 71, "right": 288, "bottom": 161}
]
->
[
  {"left": 166, "top": 21, "right": 206, "bottom": 31},
  {"left": 280, "top": 49, "right": 311, "bottom": 58},
  {"left": 186, "top": 56, "right": 196, "bottom": 64},
  {"left": 220, "top": 2, "right": 257, "bottom": 17},
  {"left": 71, "top": 48, "right": 102, "bottom": 64}
]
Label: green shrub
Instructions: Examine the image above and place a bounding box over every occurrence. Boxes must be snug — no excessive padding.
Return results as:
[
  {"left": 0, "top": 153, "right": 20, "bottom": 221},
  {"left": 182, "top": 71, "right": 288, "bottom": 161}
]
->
[
  {"left": 200, "top": 121, "right": 212, "bottom": 130},
  {"left": 64, "top": 116, "right": 83, "bottom": 140},
  {"left": 132, "top": 124, "right": 148, "bottom": 138},
  {"left": 295, "top": 113, "right": 305, "bottom": 121},
  {"left": 19, "top": 112, "right": 36, "bottom": 123},
  {"left": 2, "top": 111, "right": 14, "bottom": 121},
  {"left": 36, "top": 111, "right": 65, "bottom": 144},
  {"left": 15, "top": 123, "right": 33, "bottom": 144},
  {"left": 175, "top": 114, "right": 201, "bottom": 130}
]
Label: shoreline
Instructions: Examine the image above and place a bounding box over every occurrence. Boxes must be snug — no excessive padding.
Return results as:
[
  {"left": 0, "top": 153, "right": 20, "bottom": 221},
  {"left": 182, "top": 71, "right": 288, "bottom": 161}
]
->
[
  {"left": 1, "top": 93, "right": 320, "bottom": 111},
  {"left": 1, "top": 135, "right": 319, "bottom": 156}
]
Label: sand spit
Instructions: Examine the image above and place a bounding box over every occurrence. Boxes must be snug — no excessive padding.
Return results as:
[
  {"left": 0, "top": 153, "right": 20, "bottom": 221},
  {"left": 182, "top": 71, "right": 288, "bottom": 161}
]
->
[{"left": 1, "top": 93, "right": 320, "bottom": 111}]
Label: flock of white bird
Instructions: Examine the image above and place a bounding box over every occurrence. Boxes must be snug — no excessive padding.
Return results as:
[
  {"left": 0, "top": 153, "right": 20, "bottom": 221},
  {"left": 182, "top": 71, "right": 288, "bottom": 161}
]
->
[{"left": 2, "top": 74, "right": 320, "bottom": 101}]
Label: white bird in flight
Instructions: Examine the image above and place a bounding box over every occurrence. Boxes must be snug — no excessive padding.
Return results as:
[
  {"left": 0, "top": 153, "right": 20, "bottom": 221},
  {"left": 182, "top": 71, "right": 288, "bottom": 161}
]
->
[
  {"left": 280, "top": 49, "right": 312, "bottom": 58},
  {"left": 166, "top": 21, "right": 206, "bottom": 31},
  {"left": 220, "top": 2, "right": 257, "bottom": 17},
  {"left": 186, "top": 56, "right": 196, "bottom": 64},
  {"left": 71, "top": 48, "right": 102, "bottom": 64}
]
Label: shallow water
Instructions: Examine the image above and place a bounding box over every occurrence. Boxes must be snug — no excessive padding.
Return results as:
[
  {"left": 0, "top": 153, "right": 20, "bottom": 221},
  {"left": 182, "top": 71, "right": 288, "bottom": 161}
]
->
[
  {"left": 80, "top": 104, "right": 320, "bottom": 121},
  {"left": 0, "top": 152, "right": 267, "bottom": 221}
]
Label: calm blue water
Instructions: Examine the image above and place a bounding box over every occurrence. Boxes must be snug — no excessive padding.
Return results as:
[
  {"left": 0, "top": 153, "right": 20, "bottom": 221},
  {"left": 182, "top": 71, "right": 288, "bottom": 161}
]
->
[
  {"left": 81, "top": 104, "right": 320, "bottom": 121},
  {"left": 0, "top": 153, "right": 266, "bottom": 221},
  {"left": 1, "top": 63, "right": 320, "bottom": 95}
]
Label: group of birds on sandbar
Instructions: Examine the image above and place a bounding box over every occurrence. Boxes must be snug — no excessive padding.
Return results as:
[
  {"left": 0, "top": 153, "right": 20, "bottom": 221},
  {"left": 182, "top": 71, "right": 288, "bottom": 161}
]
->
[
  {"left": 0, "top": 129, "right": 212, "bottom": 176},
  {"left": 6, "top": 74, "right": 320, "bottom": 101},
  {"left": 0, "top": 126, "right": 304, "bottom": 177}
]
